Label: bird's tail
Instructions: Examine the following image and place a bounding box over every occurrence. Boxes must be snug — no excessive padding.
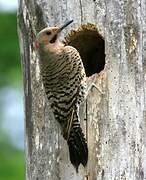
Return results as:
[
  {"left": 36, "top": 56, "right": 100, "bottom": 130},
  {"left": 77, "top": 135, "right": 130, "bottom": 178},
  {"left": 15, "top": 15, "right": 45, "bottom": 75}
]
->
[
  {"left": 61, "top": 107, "right": 88, "bottom": 172},
  {"left": 67, "top": 125, "right": 88, "bottom": 172}
]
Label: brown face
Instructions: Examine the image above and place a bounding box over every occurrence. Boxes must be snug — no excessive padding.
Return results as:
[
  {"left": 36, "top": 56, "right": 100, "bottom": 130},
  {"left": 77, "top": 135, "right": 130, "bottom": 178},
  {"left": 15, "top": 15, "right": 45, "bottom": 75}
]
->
[
  {"left": 35, "top": 20, "right": 73, "bottom": 49},
  {"left": 35, "top": 27, "right": 59, "bottom": 49}
]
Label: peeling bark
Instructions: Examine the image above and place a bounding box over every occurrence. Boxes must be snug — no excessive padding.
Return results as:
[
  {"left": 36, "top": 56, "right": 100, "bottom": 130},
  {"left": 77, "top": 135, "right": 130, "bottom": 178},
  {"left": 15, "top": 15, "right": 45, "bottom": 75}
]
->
[{"left": 18, "top": 0, "right": 146, "bottom": 179}]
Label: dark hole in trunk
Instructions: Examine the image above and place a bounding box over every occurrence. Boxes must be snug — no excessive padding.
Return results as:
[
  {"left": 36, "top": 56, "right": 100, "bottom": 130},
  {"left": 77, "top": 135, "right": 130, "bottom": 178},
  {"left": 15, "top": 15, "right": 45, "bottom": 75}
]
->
[{"left": 64, "top": 24, "right": 105, "bottom": 77}]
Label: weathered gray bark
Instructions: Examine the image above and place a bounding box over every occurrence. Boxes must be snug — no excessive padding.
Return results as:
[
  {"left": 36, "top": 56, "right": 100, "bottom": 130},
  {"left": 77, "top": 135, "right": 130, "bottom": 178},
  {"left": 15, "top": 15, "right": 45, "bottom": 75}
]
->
[{"left": 18, "top": 0, "right": 146, "bottom": 179}]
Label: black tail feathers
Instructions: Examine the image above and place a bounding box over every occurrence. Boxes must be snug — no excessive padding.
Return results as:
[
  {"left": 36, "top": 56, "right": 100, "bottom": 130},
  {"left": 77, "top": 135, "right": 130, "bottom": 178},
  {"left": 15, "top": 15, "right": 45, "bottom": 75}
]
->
[{"left": 67, "top": 127, "right": 88, "bottom": 172}]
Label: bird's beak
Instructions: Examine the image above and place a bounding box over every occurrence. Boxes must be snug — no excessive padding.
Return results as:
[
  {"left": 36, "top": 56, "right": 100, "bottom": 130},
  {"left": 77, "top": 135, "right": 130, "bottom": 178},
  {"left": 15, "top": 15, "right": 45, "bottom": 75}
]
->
[{"left": 58, "top": 20, "right": 73, "bottom": 33}]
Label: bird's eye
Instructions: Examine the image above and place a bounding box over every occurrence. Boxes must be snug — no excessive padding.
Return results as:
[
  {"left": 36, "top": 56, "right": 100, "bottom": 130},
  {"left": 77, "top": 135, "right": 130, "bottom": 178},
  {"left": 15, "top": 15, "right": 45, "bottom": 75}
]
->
[{"left": 46, "top": 31, "right": 51, "bottom": 35}]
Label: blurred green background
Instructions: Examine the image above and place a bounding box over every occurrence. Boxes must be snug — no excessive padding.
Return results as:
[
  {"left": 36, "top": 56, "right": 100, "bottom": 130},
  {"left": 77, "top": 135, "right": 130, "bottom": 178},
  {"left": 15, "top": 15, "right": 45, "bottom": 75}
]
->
[{"left": 0, "top": 1, "right": 24, "bottom": 180}]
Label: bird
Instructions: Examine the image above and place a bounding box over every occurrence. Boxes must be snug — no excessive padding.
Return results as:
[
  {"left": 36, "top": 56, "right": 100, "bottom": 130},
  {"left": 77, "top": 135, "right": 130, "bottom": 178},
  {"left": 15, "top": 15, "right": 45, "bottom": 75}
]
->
[{"left": 35, "top": 20, "right": 88, "bottom": 172}]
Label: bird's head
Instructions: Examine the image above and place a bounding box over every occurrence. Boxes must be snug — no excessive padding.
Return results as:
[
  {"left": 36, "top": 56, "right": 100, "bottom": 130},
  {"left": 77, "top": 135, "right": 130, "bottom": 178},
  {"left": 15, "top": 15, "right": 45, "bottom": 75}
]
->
[{"left": 35, "top": 20, "right": 73, "bottom": 52}]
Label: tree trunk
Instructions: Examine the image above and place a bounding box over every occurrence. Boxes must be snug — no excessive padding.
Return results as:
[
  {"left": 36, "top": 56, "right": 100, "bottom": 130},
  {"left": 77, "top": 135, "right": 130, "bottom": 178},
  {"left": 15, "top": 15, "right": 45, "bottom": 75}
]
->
[{"left": 18, "top": 0, "right": 146, "bottom": 179}]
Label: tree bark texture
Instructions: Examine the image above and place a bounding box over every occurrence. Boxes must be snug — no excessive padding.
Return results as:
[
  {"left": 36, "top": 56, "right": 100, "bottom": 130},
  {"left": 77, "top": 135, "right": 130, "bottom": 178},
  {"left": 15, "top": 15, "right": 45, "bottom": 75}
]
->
[{"left": 18, "top": 0, "right": 146, "bottom": 179}]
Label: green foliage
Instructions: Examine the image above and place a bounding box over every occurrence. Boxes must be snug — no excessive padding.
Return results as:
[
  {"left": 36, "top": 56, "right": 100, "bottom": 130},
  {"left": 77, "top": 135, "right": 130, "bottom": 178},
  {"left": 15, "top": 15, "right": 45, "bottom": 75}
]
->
[
  {"left": 0, "top": 12, "right": 21, "bottom": 86},
  {"left": 0, "top": 12, "right": 24, "bottom": 179},
  {"left": 0, "top": 140, "right": 25, "bottom": 180}
]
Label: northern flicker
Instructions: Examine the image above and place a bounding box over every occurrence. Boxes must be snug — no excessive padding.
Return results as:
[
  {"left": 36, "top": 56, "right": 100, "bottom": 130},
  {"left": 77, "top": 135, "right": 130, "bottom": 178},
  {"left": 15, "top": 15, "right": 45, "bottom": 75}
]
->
[{"left": 35, "top": 20, "right": 88, "bottom": 172}]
